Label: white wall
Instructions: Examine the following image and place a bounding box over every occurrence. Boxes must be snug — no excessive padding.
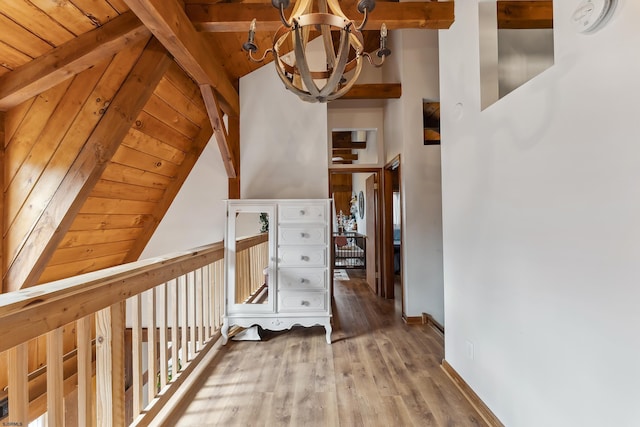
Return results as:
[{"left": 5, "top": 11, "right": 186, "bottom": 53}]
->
[
  {"left": 440, "top": 2, "right": 640, "bottom": 426},
  {"left": 139, "top": 140, "right": 228, "bottom": 258},
  {"left": 240, "top": 42, "right": 329, "bottom": 199},
  {"left": 383, "top": 28, "right": 445, "bottom": 324}
]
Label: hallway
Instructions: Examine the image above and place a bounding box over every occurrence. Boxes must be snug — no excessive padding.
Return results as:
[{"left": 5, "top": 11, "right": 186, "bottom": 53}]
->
[{"left": 172, "top": 272, "right": 486, "bottom": 426}]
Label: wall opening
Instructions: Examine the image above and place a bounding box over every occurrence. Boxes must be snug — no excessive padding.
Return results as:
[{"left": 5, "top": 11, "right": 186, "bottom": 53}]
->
[{"left": 480, "top": 0, "right": 554, "bottom": 109}]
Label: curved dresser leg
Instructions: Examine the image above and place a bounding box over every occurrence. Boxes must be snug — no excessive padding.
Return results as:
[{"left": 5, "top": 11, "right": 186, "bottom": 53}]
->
[
  {"left": 325, "top": 322, "right": 332, "bottom": 344},
  {"left": 221, "top": 319, "right": 229, "bottom": 345}
]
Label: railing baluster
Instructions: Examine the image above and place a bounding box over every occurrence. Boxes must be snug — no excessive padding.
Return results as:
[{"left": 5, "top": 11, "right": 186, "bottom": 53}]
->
[
  {"left": 159, "top": 282, "right": 168, "bottom": 390},
  {"left": 180, "top": 274, "right": 188, "bottom": 365},
  {"left": 77, "top": 315, "right": 93, "bottom": 427},
  {"left": 214, "top": 259, "right": 223, "bottom": 330},
  {"left": 8, "top": 343, "right": 28, "bottom": 426},
  {"left": 171, "top": 278, "right": 179, "bottom": 380},
  {"left": 211, "top": 261, "right": 217, "bottom": 330},
  {"left": 189, "top": 271, "right": 197, "bottom": 358},
  {"left": 204, "top": 264, "right": 212, "bottom": 339},
  {"left": 254, "top": 245, "right": 258, "bottom": 290},
  {"left": 131, "top": 295, "right": 143, "bottom": 416},
  {"left": 96, "top": 302, "right": 126, "bottom": 426},
  {"left": 237, "top": 250, "right": 246, "bottom": 302},
  {"left": 220, "top": 259, "right": 225, "bottom": 328},
  {"left": 147, "top": 288, "right": 157, "bottom": 403},
  {"left": 47, "top": 327, "right": 64, "bottom": 426},
  {"left": 196, "top": 268, "right": 204, "bottom": 349}
]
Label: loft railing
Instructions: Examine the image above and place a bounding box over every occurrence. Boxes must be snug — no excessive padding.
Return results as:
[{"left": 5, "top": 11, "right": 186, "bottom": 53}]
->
[
  {"left": 0, "top": 236, "right": 266, "bottom": 426},
  {"left": 234, "top": 233, "right": 269, "bottom": 304}
]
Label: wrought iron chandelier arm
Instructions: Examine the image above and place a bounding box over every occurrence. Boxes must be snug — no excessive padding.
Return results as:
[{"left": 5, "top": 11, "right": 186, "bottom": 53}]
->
[
  {"left": 242, "top": 17, "right": 275, "bottom": 63},
  {"left": 248, "top": 48, "right": 274, "bottom": 63},
  {"left": 356, "top": 7, "right": 369, "bottom": 31},
  {"left": 277, "top": 3, "right": 292, "bottom": 28},
  {"left": 362, "top": 51, "right": 387, "bottom": 68}
]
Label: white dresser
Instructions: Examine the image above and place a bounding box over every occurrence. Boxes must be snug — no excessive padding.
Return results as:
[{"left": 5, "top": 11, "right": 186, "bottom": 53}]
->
[{"left": 221, "top": 199, "right": 332, "bottom": 344}]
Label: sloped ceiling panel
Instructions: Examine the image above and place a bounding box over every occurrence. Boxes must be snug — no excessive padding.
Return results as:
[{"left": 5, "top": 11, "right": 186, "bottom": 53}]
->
[
  {"left": 4, "top": 38, "right": 149, "bottom": 285},
  {"left": 38, "top": 62, "right": 211, "bottom": 284}
]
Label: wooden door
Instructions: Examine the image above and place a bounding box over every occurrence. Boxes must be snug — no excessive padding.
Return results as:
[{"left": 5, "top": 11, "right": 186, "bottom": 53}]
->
[{"left": 365, "top": 174, "right": 377, "bottom": 293}]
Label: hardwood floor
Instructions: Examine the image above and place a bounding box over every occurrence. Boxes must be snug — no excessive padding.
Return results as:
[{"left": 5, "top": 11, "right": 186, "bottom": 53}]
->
[{"left": 171, "top": 270, "right": 486, "bottom": 426}]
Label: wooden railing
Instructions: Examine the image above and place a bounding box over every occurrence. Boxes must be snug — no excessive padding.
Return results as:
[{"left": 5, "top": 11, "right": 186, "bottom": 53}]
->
[
  {"left": 234, "top": 233, "right": 269, "bottom": 304},
  {"left": 0, "top": 237, "right": 259, "bottom": 426}
]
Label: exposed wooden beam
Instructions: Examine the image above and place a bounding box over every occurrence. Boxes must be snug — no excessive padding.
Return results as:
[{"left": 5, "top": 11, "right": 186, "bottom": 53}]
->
[
  {"left": 123, "top": 120, "right": 213, "bottom": 263},
  {"left": 497, "top": 1, "right": 553, "bottom": 30},
  {"left": 4, "top": 38, "right": 172, "bottom": 291},
  {"left": 342, "top": 83, "right": 401, "bottom": 100},
  {"left": 338, "top": 154, "right": 359, "bottom": 161},
  {"left": 186, "top": 1, "right": 454, "bottom": 32},
  {"left": 332, "top": 151, "right": 359, "bottom": 161},
  {"left": 227, "top": 116, "right": 240, "bottom": 199},
  {"left": 0, "top": 12, "right": 150, "bottom": 112},
  {"left": 0, "top": 112, "right": 4, "bottom": 293},
  {"left": 332, "top": 141, "right": 366, "bottom": 149},
  {"left": 332, "top": 132, "right": 366, "bottom": 150},
  {"left": 123, "top": 0, "right": 240, "bottom": 116},
  {"left": 200, "top": 84, "right": 237, "bottom": 178}
]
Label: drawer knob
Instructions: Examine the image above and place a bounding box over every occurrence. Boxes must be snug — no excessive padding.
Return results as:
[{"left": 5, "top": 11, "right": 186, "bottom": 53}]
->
[
  {"left": 300, "top": 278, "right": 308, "bottom": 284},
  {"left": 300, "top": 255, "right": 309, "bottom": 261},
  {"left": 300, "top": 232, "right": 308, "bottom": 238},
  {"left": 299, "top": 210, "right": 306, "bottom": 215},
  {"left": 300, "top": 300, "right": 310, "bottom": 306}
]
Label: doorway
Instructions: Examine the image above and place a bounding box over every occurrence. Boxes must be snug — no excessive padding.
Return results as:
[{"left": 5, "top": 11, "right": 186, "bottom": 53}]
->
[
  {"left": 383, "top": 156, "right": 403, "bottom": 313},
  {"left": 329, "top": 169, "right": 382, "bottom": 295}
]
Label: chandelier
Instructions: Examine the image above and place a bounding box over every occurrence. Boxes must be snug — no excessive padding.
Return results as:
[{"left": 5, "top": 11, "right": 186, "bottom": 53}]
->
[{"left": 242, "top": 0, "right": 390, "bottom": 103}]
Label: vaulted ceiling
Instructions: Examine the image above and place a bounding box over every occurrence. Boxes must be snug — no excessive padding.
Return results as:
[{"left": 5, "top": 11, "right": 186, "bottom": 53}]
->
[{"left": 0, "top": 0, "right": 551, "bottom": 292}]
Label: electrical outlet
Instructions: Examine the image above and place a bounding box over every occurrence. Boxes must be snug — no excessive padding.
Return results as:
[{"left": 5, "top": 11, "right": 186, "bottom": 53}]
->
[{"left": 466, "top": 340, "right": 474, "bottom": 360}]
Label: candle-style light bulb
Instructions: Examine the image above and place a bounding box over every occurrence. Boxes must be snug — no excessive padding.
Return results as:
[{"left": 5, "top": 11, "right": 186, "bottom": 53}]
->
[
  {"left": 243, "top": 18, "right": 258, "bottom": 52},
  {"left": 377, "top": 23, "right": 391, "bottom": 58}
]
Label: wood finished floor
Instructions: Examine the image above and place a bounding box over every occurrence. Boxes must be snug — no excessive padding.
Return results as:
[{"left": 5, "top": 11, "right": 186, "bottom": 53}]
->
[{"left": 172, "top": 271, "right": 486, "bottom": 427}]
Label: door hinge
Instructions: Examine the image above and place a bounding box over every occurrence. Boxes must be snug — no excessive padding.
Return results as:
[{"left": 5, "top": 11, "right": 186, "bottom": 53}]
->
[{"left": 373, "top": 183, "right": 379, "bottom": 190}]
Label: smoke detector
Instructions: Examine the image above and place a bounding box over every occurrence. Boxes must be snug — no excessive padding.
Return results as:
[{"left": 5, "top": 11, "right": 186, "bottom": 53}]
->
[{"left": 571, "top": 0, "right": 615, "bottom": 33}]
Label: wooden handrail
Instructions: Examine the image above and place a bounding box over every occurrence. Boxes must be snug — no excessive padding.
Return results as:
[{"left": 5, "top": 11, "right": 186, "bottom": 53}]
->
[
  {"left": 235, "top": 232, "right": 268, "bottom": 252},
  {"left": 0, "top": 236, "right": 275, "bottom": 426},
  {"left": 0, "top": 242, "right": 223, "bottom": 354}
]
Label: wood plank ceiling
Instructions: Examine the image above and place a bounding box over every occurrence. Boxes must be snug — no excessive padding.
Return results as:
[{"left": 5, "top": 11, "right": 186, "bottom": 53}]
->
[
  {"left": 0, "top": 0, "right": 551, "bottom": 292},
  {"left": 0, "top": 1, "right": 220, "bottom": 291}
]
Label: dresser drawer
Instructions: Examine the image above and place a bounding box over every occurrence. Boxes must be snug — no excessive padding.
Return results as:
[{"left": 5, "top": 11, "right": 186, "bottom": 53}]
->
[
  {"left": 278, "top": 246, "right": 326, "bottom": 267},
  {"left": 278, "top": 291, "right": 327, "bottom": 312},
  {"left": 279, "top": 204, "right": 326, "bottom": 223},
  {"left": 278, "top": 268, "right": 326, "bottom": 290},
  {"left": 278, "top": 226, "right": 326, "bottom": 245}
]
